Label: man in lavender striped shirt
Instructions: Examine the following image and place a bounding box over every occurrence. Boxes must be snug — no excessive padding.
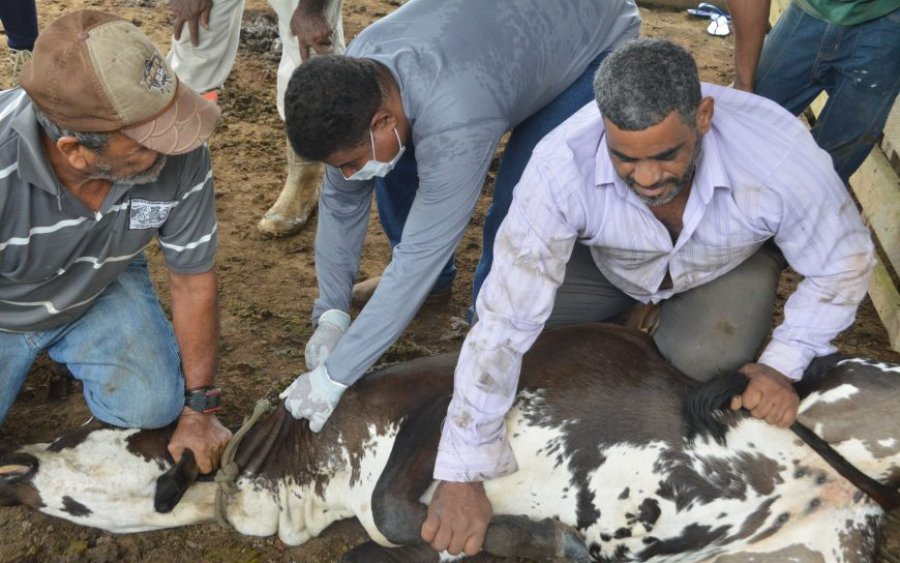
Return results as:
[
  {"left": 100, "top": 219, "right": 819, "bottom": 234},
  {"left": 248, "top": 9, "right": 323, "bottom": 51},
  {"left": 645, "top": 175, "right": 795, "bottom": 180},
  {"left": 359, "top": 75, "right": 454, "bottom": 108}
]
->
[{"left": 421, "top": 38, "right": 875, "bottom": 556}]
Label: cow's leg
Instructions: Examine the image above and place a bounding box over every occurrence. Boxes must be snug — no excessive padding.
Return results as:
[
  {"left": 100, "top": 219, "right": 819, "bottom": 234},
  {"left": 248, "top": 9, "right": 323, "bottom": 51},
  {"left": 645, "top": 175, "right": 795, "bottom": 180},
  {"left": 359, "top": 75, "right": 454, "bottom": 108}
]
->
[
  {"left": 342, "top": 518, "right": 589, "bottom": 562},
  {"left": 340, "top": 541, "right": 439, "bottom": 563},
  {"left": 482, "top": 515, "right": 590, "bottom": 562},
  {"left": 371, "top": 396, "right": 450, "bottom": 545},
  {"left": 257, "top": 137, "right": 321, "bottom": 236},
  {"left": 371, "top": 396, "right": 590, "bottom": 562}
]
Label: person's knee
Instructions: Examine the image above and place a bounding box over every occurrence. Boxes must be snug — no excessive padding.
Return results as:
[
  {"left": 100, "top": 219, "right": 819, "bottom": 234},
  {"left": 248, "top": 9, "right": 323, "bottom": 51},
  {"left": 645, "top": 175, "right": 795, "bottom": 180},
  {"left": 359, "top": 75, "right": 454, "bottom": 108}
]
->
[
  {"left": 654, "top": 312, "right": 765, "bottom": 382},
  {"left": 80, "top": 354, "right": 184, "bottom": 429},
  {"left": 661, "top": 338, "right": 753, "bottom": 382}
]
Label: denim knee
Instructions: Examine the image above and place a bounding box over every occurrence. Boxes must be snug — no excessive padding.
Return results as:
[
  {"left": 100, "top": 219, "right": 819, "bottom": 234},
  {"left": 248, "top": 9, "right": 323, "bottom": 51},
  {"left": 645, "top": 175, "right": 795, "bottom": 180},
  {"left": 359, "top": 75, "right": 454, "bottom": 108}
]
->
[{"left": 81, "top": 363, "right": 184, "bottom": 428}]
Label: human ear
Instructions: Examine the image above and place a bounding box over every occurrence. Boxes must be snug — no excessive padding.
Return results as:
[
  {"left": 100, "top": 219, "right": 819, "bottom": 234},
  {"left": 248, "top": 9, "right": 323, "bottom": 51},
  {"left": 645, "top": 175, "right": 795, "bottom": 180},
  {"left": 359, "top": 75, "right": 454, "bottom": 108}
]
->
[
  {"left": 55, "top": 136, "right": 94, "bottom": 172},
  {"left": 696, "top": 97, "right": 715, "bottom": 135},
  {"left": 369, "top": 108, "right": 397, "bottom": 133}
]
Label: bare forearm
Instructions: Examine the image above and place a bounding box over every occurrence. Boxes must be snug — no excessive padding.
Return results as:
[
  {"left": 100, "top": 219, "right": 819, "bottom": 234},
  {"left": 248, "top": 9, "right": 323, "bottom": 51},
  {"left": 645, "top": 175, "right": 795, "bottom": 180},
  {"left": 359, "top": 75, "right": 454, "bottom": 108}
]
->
[
  {"left": 169, "top": 269, "right": 219, "bottom": 390},
  {"left": 726, "top": 0, "right": 771, "bottom": 91}
]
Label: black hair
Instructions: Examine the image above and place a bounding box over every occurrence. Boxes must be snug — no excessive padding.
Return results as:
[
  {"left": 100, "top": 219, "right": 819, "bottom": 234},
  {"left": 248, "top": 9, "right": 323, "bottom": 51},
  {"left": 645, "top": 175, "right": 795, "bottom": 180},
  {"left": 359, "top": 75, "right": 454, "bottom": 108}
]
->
[{"left": 283, "top": 55, "right": 385, "bottom": 161}]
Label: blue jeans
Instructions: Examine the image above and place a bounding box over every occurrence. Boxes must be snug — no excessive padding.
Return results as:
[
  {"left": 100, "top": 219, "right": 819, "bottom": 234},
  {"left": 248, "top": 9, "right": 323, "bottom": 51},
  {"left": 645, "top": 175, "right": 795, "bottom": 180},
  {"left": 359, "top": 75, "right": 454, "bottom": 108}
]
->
[
  {"left": 0, "top": 255, "right": 185, "bottom": 428},
  {"left": 374, "top": 51, "right": 610, "bottom": 312},
  {"left": 755, "top": 3, "right": 900, "bottom": 183}
]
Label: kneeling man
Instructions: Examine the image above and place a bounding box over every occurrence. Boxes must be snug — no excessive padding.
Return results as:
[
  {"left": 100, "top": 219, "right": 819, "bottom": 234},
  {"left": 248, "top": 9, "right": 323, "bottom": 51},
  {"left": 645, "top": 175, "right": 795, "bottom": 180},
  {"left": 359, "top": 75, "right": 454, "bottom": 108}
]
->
[
  {"left": 423, "top": 38, "right": 875, "bottom": 556},
  {"left": 0, "top": 10, "right": 231, "bottom": 473}
]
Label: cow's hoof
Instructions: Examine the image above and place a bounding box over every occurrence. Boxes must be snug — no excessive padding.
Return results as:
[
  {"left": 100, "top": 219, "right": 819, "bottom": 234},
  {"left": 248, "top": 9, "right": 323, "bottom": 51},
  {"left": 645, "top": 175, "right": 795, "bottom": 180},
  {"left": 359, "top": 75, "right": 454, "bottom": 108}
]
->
[
  {"left": 257, "top": 208, "right": 313, "bottom": 238},
  {"left": 340, "top": 541, "right": 440, "bottom": 563}
]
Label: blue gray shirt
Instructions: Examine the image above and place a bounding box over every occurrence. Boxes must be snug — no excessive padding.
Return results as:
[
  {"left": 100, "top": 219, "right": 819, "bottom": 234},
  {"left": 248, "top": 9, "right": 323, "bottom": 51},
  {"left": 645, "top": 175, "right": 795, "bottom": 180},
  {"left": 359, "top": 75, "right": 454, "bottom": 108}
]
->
[{"left": 313, "top": 0, "right": 641, "bottom": 384}]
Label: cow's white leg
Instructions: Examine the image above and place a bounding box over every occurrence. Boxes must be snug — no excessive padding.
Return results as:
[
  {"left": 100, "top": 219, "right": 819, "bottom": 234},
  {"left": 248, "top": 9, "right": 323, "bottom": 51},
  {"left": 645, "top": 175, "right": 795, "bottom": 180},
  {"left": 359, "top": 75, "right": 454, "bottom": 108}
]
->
[{"left": 257, "top": 136, "right": 321, "bottom": 236}]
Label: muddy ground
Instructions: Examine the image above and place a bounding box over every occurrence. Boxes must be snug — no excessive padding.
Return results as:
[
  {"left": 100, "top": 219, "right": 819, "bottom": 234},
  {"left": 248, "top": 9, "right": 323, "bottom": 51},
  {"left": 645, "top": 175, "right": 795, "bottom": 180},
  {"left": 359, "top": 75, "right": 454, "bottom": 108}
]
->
[{"left": 1, "top": 0, "right": 898, "bottom": 561}]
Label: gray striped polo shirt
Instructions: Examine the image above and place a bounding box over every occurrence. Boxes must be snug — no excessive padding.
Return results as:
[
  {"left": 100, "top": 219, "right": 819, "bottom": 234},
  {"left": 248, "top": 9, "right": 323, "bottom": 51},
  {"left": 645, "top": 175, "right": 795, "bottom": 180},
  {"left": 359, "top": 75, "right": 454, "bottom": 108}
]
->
[{"left": 0, "top": 88, "right": 218, "bottom": 332}]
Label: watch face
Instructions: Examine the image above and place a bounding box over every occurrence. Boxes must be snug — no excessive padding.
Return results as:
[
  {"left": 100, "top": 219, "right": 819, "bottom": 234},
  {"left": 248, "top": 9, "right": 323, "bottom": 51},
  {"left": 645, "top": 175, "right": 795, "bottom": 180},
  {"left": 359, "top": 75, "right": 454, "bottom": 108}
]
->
[{"left": 186, "top": 387, "right": 221, "bottom": 414}]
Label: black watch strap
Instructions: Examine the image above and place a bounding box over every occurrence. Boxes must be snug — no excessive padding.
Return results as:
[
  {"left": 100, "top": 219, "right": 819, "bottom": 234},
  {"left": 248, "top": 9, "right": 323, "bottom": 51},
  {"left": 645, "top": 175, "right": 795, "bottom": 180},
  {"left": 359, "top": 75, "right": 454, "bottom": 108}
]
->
[{"left": 184, "top": 385, "right": 221, "bottom": 414}]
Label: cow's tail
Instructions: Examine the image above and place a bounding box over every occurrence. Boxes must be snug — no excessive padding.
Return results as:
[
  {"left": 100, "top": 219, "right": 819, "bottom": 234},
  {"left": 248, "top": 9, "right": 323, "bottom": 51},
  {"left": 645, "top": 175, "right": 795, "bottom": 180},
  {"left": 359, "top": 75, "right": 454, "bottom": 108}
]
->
[{"left": 683, "top": 372, "right": 747, "bottom": 446}]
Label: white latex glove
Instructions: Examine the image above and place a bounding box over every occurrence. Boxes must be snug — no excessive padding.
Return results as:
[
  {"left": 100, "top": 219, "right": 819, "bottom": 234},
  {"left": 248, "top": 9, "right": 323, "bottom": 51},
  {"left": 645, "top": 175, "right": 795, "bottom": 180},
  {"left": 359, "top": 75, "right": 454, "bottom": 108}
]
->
[
  {"left": 279, "top": 364, "right": 347, "bottom": 431},
  {"left": 305, "top": 309, "right": 351, "bottom": 371}
]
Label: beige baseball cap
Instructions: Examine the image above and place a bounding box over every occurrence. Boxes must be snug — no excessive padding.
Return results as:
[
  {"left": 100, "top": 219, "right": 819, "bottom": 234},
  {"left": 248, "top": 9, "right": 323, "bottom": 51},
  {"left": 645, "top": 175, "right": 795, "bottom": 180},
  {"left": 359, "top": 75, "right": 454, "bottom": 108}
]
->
[{"left": 19, "top": 10, "right": 220, "bottom": 155}]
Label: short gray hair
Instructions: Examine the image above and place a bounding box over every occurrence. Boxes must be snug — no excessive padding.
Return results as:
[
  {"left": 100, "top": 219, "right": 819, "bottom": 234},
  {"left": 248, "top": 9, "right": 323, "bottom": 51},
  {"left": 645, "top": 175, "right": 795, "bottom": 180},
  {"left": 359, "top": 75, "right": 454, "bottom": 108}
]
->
[
  {"left": 593, "top": 38, "right": 701, "bottom": 131},
  {"left": 33, "top": 106, "right": 110, "bottom": 153}
]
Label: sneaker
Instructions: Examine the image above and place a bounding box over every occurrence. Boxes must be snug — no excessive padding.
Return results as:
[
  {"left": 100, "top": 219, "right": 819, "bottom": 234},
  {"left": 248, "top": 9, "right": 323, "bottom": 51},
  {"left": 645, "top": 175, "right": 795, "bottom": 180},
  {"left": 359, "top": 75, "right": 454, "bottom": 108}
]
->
[{"left": 10, "top": 48, "right": 32, "bottom": 84}]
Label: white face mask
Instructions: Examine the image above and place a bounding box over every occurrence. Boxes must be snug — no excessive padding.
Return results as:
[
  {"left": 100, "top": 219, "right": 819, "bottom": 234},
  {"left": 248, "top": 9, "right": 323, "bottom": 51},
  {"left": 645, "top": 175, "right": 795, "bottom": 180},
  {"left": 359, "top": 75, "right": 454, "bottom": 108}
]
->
[{"left": 343, "top": 127, "right": 406, "bottom": 181}]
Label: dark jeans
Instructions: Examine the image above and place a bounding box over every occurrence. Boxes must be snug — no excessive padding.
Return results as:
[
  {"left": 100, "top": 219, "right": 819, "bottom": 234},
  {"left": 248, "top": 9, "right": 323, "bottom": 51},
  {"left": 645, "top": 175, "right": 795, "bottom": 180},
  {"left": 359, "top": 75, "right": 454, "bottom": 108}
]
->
[
  {"left": 0, "top": 1, "right": 38, "bottom": 51},
  {"left": 755, "top": 3, "right": 900, "bottom": 183}
]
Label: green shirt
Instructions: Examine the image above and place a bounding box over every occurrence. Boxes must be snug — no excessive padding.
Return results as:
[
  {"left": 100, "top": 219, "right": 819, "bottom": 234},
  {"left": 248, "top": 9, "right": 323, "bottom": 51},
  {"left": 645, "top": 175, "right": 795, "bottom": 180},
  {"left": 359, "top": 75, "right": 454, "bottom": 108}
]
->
[{"left": 794, "top": 0, "right": 899, "bottom": 26}]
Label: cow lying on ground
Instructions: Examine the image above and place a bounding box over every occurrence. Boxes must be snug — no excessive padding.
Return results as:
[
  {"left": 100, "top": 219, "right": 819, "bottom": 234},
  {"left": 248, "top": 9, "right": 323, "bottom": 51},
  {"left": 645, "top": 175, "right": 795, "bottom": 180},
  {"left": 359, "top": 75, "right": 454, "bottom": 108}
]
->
[{"left": 1, "top": 324, "right": 898, "bottom": 562}]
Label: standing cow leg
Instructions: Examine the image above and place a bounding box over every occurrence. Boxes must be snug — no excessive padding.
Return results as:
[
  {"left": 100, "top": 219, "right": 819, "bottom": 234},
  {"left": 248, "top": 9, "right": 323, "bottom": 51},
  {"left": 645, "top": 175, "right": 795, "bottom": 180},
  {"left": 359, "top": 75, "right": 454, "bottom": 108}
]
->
[{"left": 257, "top": 136, "right": 321, "bottom": 236}]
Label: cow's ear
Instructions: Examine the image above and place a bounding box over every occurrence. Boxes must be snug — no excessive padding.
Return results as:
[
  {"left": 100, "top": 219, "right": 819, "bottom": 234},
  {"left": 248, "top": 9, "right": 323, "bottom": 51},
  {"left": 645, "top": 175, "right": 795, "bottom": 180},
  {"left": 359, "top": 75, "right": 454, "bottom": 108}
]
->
[{"left": 0, "top": 456, "right": 38, "bottom": 483}]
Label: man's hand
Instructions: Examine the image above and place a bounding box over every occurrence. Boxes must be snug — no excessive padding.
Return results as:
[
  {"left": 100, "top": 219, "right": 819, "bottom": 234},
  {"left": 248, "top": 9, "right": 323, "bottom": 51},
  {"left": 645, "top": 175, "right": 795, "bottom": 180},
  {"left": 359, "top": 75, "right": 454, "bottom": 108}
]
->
[
  {"left": 421, "top": 481, "right": 493, "bottom": 557},
  {"left": 279, "top": 364, "right": 347, "bottom": 431},
  {"left": 170, "top": 0, "right": 213, "bottom": 46},
  {"left": 290, "top": 5, "right": 334, "bottom": 60},
  {"left": 168, "top": 407, "right": 232, "bottom": 474},
  {"left": 305, "top": 309, "right": 350, "bottom": 371},
  {"left": 731, "top": 363, "right": 800, "bottom": 427}
]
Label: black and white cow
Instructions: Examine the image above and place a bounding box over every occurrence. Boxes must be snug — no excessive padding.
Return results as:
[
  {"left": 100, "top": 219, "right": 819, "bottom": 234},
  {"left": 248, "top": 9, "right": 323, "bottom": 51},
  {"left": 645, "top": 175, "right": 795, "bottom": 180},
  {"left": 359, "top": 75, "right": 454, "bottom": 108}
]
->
[{"left": 1, "top": 324, "right": 898, "bottom": 562}]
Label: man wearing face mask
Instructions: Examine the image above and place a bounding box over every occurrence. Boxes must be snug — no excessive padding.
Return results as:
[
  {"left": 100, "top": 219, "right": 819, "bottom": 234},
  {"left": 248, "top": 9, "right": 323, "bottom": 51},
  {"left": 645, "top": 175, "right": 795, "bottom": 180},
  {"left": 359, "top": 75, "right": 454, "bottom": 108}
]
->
[
  {"left": 278, "top": 0, "right": 642, "bottom": 431},
  {"left": 422, "top": 38, "right": 875, "bottom": 556}
]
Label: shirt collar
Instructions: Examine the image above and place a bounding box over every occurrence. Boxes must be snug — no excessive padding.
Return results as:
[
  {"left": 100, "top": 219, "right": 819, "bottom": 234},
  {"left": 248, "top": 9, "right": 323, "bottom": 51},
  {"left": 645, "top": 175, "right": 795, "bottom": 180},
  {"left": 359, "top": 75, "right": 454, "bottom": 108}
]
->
[
  {"left": 593, "top": 120, "right": 733, "bottom": 204},
  {"left": 12, "top": 102, "right": 65, "bottom": 197}
]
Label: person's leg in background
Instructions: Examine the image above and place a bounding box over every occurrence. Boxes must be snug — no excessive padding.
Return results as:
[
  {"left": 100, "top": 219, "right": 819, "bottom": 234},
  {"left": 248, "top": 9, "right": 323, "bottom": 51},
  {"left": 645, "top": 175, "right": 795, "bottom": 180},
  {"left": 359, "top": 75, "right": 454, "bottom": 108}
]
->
[
  {"left": 258, "top": 0, "right": 346, "bottom": 236},
  {"left": 471, "top": 51, "right": 610, "bottom": 321},
  {"left": 0, "top": 0, "right": 39, "bottom": 83},
  {"left": 653, "top": 244, "right": 785, "bottom": 382},
  {"left": 753, "top": 2, "right": 825, "bottom": 117},
  {"left": 806, "top": 8, "right": 900, "bottom": 183},
  {"left": 755, "top": 3, "right": 900, "bottom": 184},
  {"left": 166, "top": 0, "right": 245, "bottom": 97}
]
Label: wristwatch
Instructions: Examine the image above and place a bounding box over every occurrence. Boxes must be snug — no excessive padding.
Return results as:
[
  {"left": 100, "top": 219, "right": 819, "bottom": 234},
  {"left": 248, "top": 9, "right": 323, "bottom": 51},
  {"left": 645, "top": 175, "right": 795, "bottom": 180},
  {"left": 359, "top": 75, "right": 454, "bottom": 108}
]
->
[{"left": 184, "top": 385, "right": 221, "bottom": 414}]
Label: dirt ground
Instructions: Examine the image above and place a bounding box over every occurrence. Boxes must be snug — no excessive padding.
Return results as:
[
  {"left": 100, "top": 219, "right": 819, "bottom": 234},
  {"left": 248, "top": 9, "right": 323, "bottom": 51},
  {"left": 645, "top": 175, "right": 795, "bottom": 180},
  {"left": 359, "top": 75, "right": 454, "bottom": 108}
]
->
[{"left": 1, "top": 1, "right": 898, "bottom": 561}]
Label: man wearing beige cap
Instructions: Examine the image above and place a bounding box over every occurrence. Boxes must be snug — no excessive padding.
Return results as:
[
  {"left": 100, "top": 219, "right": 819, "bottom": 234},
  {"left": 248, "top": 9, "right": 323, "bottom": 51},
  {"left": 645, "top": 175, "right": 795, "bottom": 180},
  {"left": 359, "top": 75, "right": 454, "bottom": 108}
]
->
[{"left": 0, "top": 10, "right": 231, "bottom": 473}]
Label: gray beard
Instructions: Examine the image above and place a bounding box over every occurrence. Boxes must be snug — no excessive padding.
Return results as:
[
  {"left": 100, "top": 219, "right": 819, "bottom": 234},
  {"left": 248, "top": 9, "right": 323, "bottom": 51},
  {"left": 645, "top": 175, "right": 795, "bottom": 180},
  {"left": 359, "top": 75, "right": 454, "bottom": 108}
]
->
[{"left": 95, "top": 154, "right": 167, "bottom": 185}]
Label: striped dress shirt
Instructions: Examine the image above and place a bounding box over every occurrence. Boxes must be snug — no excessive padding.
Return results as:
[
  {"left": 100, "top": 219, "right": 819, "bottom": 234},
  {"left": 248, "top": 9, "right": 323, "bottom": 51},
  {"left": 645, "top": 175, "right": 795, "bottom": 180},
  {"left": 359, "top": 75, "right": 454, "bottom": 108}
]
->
[{"left": 434, "top": 83, "right": 875, "bottom": 482}]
